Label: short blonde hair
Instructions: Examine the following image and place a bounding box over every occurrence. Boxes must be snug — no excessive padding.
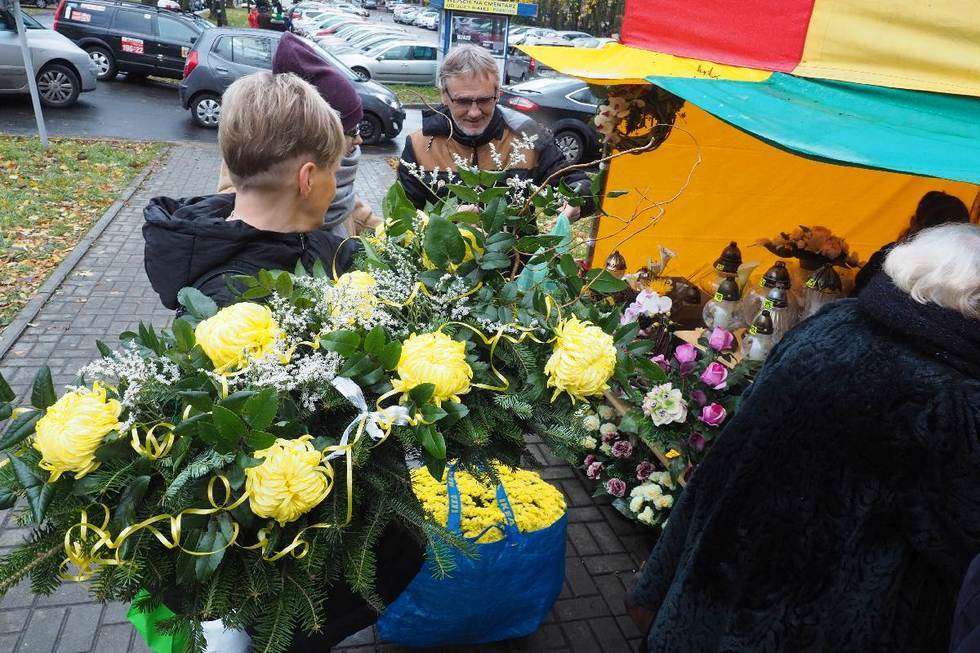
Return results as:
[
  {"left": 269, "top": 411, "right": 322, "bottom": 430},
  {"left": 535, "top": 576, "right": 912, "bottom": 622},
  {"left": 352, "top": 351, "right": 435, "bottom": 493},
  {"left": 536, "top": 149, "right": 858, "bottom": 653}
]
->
[
  {"left": 884, "top": 223, "right": 980, "bottom": 319},
  {"left": 439, "top": 44, "right": 499, "bottom": 88},
  {"left": 219, "top": 71, "right": 345, "bottom": 191}
]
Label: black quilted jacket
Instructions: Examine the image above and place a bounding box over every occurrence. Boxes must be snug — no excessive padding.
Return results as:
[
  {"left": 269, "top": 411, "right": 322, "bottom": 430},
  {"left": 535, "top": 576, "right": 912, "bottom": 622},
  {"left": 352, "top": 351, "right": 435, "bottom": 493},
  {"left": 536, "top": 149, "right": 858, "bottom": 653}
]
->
[{"left": 631, "top": 273, "right": 980, "bottom": 652}]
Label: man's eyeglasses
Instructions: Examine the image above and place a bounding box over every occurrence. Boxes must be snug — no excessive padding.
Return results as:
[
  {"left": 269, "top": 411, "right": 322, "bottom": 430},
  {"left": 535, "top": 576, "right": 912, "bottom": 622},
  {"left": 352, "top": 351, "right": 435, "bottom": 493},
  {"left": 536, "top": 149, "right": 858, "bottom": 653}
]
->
[
  {"left": 344, "top": 125, "right": 361, "bottom": 138},
  {"left": 446, "top": 92, "right": 499, "bottom": 111}
]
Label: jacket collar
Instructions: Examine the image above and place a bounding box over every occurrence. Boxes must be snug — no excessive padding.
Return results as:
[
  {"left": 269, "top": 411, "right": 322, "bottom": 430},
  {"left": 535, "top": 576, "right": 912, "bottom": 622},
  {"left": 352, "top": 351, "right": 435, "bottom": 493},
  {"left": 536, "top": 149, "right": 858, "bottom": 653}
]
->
[
  {"left": 421, "top": 105, "right": 506, "bottom": 148},
  {"left": 857, "top": 273, "right": 980, "bottom": 379}
]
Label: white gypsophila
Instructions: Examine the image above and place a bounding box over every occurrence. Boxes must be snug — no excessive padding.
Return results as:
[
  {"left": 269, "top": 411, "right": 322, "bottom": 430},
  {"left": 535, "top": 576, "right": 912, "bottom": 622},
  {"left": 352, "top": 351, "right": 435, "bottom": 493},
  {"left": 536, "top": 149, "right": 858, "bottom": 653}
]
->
[
  {"left": 488, "top": 142, "right": 504, "bottom": 170},
  {"left": 77, "top": 340, "right": 182, "bottom": 431},
  {"left": 424, "top": 274, "right": 476, "bottom": 325},
  {"left": 582, "top": 414, "right": 601, "bottom": 431}
]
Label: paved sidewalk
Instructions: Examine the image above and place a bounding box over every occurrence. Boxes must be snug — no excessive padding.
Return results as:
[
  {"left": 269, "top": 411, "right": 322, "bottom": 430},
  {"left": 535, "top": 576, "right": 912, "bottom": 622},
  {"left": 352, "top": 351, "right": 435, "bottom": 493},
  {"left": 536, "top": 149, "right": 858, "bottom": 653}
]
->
[{"left": 0, "top": 144, "right": 654, "bottom": 653}]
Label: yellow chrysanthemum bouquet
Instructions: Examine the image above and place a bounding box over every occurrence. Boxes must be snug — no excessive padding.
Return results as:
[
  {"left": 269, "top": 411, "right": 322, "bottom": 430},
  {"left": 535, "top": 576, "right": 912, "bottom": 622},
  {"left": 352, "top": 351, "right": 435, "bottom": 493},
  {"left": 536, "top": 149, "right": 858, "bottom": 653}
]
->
[{"left": 0, "top": 168, "right": 671, "bottom": 652}]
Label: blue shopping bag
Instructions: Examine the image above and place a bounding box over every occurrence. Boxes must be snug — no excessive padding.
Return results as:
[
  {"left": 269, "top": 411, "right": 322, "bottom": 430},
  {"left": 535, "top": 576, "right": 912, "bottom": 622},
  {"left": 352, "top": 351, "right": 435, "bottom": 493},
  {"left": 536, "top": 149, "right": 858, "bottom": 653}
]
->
[{"left": 377, "top": 466, "right": 567, "bottom": 647}]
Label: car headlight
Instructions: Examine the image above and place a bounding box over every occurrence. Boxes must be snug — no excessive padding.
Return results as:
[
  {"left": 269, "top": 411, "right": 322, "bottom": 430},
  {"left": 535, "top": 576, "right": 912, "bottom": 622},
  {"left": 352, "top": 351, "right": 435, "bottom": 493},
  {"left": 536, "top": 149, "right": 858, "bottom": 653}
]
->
[{"left": 379, "top": 94, "right": 399, "bottom": 108}]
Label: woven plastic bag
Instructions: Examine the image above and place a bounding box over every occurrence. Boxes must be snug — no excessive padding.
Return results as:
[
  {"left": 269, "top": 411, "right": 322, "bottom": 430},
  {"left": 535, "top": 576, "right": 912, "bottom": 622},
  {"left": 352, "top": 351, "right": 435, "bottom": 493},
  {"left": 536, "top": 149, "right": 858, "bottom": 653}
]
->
[{"left": 377, "top": 466, "right": 567, "bottom": 647}]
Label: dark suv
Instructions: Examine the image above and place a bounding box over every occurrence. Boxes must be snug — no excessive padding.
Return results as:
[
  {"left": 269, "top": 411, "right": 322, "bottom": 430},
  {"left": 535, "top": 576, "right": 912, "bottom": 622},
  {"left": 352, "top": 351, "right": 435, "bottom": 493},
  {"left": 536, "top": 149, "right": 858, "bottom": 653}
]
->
[
  {"left": 54, "top": 0, "right": 210, "bottom": 81},
  {"left": 179, "top": 28, "right": 405, "bottom": 143}
]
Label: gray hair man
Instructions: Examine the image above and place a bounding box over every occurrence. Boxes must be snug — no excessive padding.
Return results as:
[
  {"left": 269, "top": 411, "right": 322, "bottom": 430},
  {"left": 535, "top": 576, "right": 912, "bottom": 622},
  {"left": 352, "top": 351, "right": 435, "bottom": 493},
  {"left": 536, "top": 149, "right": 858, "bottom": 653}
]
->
[{"left": 397, "top": 45, "right": 592, "bottom": 217}]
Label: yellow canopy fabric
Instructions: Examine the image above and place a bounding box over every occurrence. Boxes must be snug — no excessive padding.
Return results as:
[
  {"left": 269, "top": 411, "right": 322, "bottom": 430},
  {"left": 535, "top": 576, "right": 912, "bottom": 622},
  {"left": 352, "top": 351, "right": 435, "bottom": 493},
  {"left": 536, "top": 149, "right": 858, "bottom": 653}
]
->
[
  {"left": 592, "top": 102, "right": 978, "bottom": 285},
  {"left": 795, "top": 0, "right": 980, "bottom": 97},
  {"left": 518, "top": 43, "right": 771, "bottom": 86}
]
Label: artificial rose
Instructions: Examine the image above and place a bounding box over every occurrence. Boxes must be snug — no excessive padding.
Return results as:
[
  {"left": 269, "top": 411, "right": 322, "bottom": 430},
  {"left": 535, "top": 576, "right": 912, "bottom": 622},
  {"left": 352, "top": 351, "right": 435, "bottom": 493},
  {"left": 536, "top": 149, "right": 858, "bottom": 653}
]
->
[
  {"left": 707, "top": 327, "right": 735, "bottom": 351},
  {"left": 605, "top": 478, "right": 627, "bottom": 497},
  {"left": 651, "top": 354, "right": 670, "bottom": 372},
  {"left": 674, "top": 343, "right": 698, "bottom": 375},
  {"left": 699, "top": 362, "right": 729, "bottom": 389},
  {"left": 699, "top": 402, "right": 727, "bottom": 427},
  {"left": 586, "top": 461, "right": 604, "bottom": 480},
  {"left": 580, "top": 435, "right": 597, "bottom": 449},
  {"left": 636, "top": 461, "right": 654, "bottom": 481},
  {"left": 690, "top": 390, "right": 708, "bottom": 406},
  {"left": 689, "top": 432, "right": 706, "bottom": 451},
  {"left": 584, "top": 454, "right": 596, "bottom": 467},
  {"left": 611, "top": 440, "right": 633, "bottom": 459},
  {"left": 642, "top": 383, "right": 688, "bottom": 426},
  {"left": 637, "top": 506, "right": 657, "bottom": 525}
]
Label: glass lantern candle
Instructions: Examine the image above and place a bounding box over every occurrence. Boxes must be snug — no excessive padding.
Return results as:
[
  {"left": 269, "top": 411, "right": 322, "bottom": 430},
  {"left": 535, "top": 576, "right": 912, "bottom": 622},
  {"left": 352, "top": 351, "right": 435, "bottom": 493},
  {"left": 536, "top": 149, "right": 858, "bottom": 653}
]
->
[
  {"left": 703, "top": 277, "right": 747, "bottom": 331},
  {"left": 802, "top": 264, "right": 844, "bottom": 320},
  {"left": 707, "top": 241, "right": 742, "bottom": 294},
  {"left": 743, "top": 310, "right": 776, "bottom": 362},
  {"left": 742, "top": 260, "right": 797, "bottom": 324},
  {"left": 761, "top": 285, "right": 798, "bottom": 343}
]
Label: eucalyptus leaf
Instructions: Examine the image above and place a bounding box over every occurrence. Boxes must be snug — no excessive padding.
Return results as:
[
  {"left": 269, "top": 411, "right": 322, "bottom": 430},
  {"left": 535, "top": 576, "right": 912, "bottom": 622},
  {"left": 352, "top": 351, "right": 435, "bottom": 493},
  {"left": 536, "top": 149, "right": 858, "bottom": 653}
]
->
[{"left": 177, "top": 287, "right": 218, "bottom": 320}]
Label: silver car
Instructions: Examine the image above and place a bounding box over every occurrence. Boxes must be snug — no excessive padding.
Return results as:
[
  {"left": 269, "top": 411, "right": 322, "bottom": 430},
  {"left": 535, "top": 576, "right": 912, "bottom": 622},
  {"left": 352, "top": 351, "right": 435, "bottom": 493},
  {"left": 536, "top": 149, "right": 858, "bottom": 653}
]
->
[
  {"left": 338, "top": 40, "right": 437, "bottom": 84},
  {"left": 0, "top": 8, "right": 97, "bottom": 107}
]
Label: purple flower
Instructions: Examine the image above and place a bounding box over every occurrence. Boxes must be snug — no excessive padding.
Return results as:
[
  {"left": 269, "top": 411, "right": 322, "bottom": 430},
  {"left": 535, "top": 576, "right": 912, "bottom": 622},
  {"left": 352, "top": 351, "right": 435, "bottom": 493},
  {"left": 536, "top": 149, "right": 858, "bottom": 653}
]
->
[
  {"left": 699, "top": 362, "right": 729, "bottom": 390},
  {"left": 707, "top": 327, "right": 735, "bottom": 352},
  {"left": 674, "top": 343, "right": 697, "bottom": 364},
  {"left": 651, "top": 354, "right": 671, "bottom": 372},
  {"left": 698, "top": 403, "right": 727, "bottom": 427},
  {"left": 636, "top": 461, "right": 654, "bottom": 481},
  {"left": 584, "top": 454, "right": 596, "bottom": 467},
  {"left": 602, "top": 430, "right": 619, "bottom": 444},
  {"left": 611, "top": 440, "right": 633, "bottom": 459},
  {"left": 586, "top": 461, "right": 605, "bottom": 480},
  {"left": 605, "top": 478, "right": 627, "bottom": 497},
  {"left": 690, "top": 389, "right": 708, "bottom": 406},
  {"left": 688, "top": 432, "right": 706, "bottom": 452}
]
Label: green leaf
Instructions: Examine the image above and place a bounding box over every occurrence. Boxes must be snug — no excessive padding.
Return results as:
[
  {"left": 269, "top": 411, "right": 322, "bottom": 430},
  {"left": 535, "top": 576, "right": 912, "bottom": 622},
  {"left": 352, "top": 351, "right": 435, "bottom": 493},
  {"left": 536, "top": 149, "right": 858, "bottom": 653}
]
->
[
  {"left": 219, "top": 390, "right": 256, "bottom": 412},
  {"left": 409, "top": 383, "right": 435, "bottom": 406},
  {"left": 30, "top": 367, "right": 56, "bottom": 410},
  {"left": 633, "top": 356, "right": 668, "bottom": 382},
  {"left": 446, "top": 184, "right": 480, "bottom": 205},
  {"left": 423, "top": 215, "right": 466, "bottom": 268},
  {"left": 0, "top": 404, "right": 11, "bottom": 423},
  {"left": 9, "top": 455, "right": 53, "bottom": 523},
  {"left": 211, "top": 406, "right": 246, "bottom": 450},
  {"left": 359, "top": 237, "right": 389, "bottom": 270},
  {"left": 615, "top": 322, "right": 640, "bottom": 348},
  {"left": 382, "top": 182, "right": 416, "bottom": 226},
  {"left": 320, "top": 330, "right": 361, "bottom": 357},
  {"left": 423, "top": 452, "right": 446, "bottom": 481},
  {"left": 194, "top": 515, "right": 231, "bottom": 581},
  {"left": 478, "top": 187, "right": 510, "bottom": 204},
  {"left": 174, "top": 412, "right": 207, "bottom": 436},
  {"left": 364, "top": 326, "right": 385, "bottom": 356},
  {"left": 456, "top": 168, "right": 481, "bottom": 186},
  {"left": 111, "top": 475, "right": 150, "bottom": 533},
  {"left": 441, "top": 401, "right": 469, "bottom": 428},
  {"left": 179, "top": 390, "right": 213, "bottom": 413},
  {"left": 419, "top": 425, "right": 447, "bottom": 460},
  {"left": 618, "top": 412, "right": 639, "bottom": 435},
  {"left": 275, "top": 272, "right": 294, "bottom": 298},
  {"left": 340, "top": 352, "right": 375, "bottom": 379},
  {"left": 484, "top": 231, "right": 516, "bottom": 252},
  {"left": 243, "top": 388, "right": 278, "bottom": 431},
  {"left": 606, "top": 189, "right": 630, "bottom": 199},
  {"left": 378, "top": 342, "right": 402, "bottom": 371},
  {"left": 244, "top": 430, "right": 276, "bottom": 451},
  {"left": 585, "top": 268, "right": 629, "bottom": 294},
  {"left": 514, "top": 235, "right": 566, "bottom": 254},
  {"left": 177, "top": 287, "right": 218, "bottom": 320},
  {"left": 311, "top": 259, "right": 328, "bottom": 279},
  {"left": 480, "top": 253, "right": 512, "bottom": 270},
  {"left": 0, "top": 410, "right": 41, "bottom": 449},
  {"left": 0, "top": 488, "right": 15, "bottom": 510},
  {"left": 172, "top": 318, "right": 195, "bottom": 352},
  {"left": 420, "top": 404, "right": 447, "bottom": 423},
  {"left": 557, "top": 254, "right": 579, "bottom": 278},
  {"left": 0, "top": 373, "right": 14, "bottom": 403}
]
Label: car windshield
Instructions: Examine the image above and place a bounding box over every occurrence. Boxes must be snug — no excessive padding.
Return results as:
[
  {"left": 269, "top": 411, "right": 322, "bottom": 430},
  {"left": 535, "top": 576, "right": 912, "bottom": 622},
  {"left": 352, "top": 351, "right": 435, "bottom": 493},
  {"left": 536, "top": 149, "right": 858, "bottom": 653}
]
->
[
  {"left": 17, "top": 10, "right": 45, "bottom": 29},
  {"left": 307, "top": 40, "right": 361, "bottom": 82}
]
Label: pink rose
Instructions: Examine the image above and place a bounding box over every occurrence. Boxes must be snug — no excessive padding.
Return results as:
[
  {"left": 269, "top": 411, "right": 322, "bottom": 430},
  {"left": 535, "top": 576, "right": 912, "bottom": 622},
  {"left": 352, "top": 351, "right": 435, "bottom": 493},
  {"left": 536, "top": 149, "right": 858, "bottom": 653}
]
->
[
  {"left": 605, "top": 478, "right": 627, "bottom": 497},
  {"left": 698, "top": 403, "right": 727, "bottom": 427},
  {"left": 690, "top": 390, "right": 707, "bottom": 406},
  {"left": 611, "top": 440, "right": 633, "bottom": 459},
  {"left": 584, "top": 454, "right": 596, "bottom": 467},
  {"left": 651, "top": 354, "right": 670, "bottom": 372},
  {"left": 636, "top": 461, "right": 654, "bottom": 481},
  {"left": 688, "top": 432, "right": 706, "bottom": 451},
  {"left": 707, "top": 327, "right": 735, "bottom": 352},
  {"left": 674, "top": 343, "right": 697, "bottom": 364},
  {"left": 699, "top": 362, "right": 729, "bottom": 390},
  {"left": 586, "top": 461, "right": 605, "bottom": 480}
]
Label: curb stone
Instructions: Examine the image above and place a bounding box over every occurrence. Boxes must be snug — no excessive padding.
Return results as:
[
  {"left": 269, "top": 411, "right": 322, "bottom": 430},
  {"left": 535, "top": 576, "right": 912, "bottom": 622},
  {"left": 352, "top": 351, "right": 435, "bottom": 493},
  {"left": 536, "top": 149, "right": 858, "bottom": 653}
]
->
[{"left": 0, "top": 147, "right": 170, "bottom": 359}]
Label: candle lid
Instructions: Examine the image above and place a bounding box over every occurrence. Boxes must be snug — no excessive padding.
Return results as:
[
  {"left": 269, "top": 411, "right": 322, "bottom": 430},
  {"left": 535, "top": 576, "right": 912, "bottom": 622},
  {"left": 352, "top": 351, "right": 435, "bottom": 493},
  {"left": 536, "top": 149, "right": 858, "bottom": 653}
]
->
[{"left": 713, "top": 241, "right": 742, "bottom": 275}]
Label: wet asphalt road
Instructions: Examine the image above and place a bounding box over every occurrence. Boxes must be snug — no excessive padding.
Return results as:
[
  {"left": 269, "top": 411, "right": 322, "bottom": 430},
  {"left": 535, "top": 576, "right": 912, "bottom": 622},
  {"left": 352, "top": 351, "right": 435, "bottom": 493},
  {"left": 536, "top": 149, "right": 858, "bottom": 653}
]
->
[{"left": 1, "top": 9, "right": 425, "bottom": 152}]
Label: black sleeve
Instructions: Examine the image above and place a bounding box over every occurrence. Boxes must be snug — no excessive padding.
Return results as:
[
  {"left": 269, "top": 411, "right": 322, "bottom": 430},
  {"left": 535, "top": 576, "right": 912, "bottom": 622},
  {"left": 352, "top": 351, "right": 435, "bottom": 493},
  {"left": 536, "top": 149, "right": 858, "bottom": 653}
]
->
[
  {"left": 534, "top": 137, "right": 596, "bottom": 216},
  {"left": 396, "top": 138, "right": 430, "bottom": 210}
]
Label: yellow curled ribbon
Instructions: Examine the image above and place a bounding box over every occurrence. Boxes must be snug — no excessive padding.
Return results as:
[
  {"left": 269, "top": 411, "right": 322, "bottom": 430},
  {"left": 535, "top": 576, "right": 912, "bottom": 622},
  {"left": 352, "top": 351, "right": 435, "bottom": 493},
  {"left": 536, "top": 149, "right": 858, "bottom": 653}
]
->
[{"left": 130, "top": 423, "right": 176, "bottom": 460}]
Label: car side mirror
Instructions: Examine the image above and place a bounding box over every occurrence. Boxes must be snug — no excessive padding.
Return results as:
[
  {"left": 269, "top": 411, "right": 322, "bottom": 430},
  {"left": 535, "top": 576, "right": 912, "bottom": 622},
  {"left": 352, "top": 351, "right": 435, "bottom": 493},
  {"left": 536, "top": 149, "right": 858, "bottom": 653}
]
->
[{"left": 355, "top": 68, "right": 369, "bottom": 81}]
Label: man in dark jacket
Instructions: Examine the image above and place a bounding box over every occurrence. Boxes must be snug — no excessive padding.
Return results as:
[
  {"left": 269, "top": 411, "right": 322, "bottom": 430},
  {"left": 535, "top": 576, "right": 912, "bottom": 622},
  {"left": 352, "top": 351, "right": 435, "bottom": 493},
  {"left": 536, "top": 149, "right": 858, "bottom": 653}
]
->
[
  {"left": 143, "top": 71, "right": 423, "bottom": 650},
  {"left": 628, "top": 223, "right": 980, "bottom": 652},
  {"left": 397, "top": 44, "right": 592, "bottom": 216}
]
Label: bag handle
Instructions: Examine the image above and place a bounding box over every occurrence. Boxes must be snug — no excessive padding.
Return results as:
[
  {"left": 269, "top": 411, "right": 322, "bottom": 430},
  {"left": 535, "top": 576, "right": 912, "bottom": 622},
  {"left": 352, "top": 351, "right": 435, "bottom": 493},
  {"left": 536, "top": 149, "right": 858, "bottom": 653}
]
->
[
  {"left": 446, "top": 464, "right": 462, "bottom": 533},
  {"left": 444, "top": 465, "right": 520, "bottom": 540}
]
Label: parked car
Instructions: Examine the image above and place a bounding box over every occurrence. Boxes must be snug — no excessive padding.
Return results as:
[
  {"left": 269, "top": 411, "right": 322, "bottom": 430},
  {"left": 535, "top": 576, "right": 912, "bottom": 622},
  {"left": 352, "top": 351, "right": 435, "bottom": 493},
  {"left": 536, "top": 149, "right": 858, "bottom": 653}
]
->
[
  {"left": 338, "top": 40, "right": 436, "bottom": 84},
  {"left": 503, "top": 45, "right": 533, "bottom": 84},
  {"left": 360, "top": 0, "right": 378, "bottom": 9},
  {"left": 510, "top": 27, "right": 558, "bottom": 45},
  {"left": 331, "top": 2, "right": 369, "bottom": 17},
  {"left": 180, "top": 28, "right": 404, "bottom": 143},
  {"left": 413, "top": 9, "right": 438, "bottom": 30},
  {"left": 54, "top": 0, "right": 209, "bottom": 81},
  {"left": 303, "top": 13, "right": 363, "bottom": 37},
  {"left": 0, "top": 7, "right": 97, "bottom": 107},
  {"left": 499, "top": 76, "right": 600, "bottom": 165},
  {"left": 556, "top": 30, "right": 590, "bottom": 41},
  {"left": 570, "top": 36, "right": 614, "bottom": 48},
  {"left": 392, "top": 5, "right": 418, "bottom": 24}
]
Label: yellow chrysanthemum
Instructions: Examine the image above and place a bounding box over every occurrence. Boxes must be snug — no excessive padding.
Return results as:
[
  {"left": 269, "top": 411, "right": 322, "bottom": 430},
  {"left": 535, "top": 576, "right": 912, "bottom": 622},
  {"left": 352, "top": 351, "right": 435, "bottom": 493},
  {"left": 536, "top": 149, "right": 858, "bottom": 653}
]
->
[
  {"left": 245, "top": 436, "right": 332, "bottom": 525},
  {"left": 392, "top": 332, "right": 472, "bottom": 405},
  {"left": 411, "top": 465, "right": 566, "bottom": 542},
  {"left": 332, "top": 271, "right": 378, "bottom": 323},
  {"left": 195, "top": 302, "right": 281, "bottom": 372},
  {"left": 33, "top": 384, "right": 121, "bottom": 482},
  {"left": 544, "top": 316, "right": 617, "bottom": 402}
]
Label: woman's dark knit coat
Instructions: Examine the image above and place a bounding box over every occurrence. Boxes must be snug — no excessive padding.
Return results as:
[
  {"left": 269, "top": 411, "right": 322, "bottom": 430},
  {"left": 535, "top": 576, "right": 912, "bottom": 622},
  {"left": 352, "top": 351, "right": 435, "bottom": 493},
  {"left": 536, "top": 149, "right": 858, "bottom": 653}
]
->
[{"left": 630, "top": 273, "right": 980, "bottom": 652}]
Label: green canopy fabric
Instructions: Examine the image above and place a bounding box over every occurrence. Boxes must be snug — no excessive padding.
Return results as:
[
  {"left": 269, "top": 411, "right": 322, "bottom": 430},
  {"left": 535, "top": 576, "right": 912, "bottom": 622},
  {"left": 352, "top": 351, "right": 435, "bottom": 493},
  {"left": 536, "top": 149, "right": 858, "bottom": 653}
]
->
[{"left": 648, "top": 72, "right": 980, "bottom": 184}]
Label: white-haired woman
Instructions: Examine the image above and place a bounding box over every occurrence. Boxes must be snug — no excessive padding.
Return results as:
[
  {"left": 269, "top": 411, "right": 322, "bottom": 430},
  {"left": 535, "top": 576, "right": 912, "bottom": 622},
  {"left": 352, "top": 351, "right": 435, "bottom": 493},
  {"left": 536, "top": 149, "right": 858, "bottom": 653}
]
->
[{"left": 628, "top": 223, "right": 980, "bottom": 652}]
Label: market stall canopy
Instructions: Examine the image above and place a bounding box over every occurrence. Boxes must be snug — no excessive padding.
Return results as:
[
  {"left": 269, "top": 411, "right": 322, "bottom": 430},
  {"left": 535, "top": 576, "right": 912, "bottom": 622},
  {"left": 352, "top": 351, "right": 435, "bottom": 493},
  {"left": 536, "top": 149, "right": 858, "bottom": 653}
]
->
[
  {"left": 621, "top": 0, "right": 980, "bottom": 97},
  {"left": 519, "top": 43, "right": 770, "bottom": 86}
]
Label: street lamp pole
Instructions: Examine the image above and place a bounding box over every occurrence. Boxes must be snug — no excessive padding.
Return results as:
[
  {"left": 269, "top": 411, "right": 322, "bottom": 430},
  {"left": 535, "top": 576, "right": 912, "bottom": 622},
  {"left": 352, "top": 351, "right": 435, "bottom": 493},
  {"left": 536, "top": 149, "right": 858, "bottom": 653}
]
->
[{"left": 4, "top": 0, "right": 48, "bottom": 148}]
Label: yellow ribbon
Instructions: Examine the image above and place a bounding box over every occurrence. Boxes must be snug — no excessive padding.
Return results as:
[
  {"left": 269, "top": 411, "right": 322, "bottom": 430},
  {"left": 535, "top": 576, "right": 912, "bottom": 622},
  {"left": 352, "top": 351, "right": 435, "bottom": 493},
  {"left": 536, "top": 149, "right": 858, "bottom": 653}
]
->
[{"left": 130, "top": 423, "right": 176, "bottom": 461}]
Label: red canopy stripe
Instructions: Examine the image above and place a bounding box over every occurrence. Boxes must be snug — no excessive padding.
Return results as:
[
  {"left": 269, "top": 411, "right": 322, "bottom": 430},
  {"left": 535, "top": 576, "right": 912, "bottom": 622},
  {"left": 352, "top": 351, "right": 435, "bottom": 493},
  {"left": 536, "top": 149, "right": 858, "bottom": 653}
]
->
[{"left": 620, "top": 0, "right": 817, "bottom": 72}]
